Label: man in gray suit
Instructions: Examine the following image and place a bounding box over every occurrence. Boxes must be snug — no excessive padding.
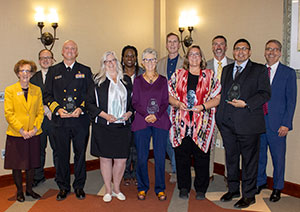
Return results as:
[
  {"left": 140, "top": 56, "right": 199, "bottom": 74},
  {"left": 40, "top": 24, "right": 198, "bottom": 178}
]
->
[
  {"left": 207, "top": 35, "right": 234, "bottom": 181},
  {"left": 157, "top": 32, "right": 184, "bottom": 183}
]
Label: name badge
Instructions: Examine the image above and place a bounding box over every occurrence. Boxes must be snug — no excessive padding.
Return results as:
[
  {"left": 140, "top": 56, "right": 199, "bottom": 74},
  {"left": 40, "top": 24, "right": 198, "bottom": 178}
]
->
[
  {"left": 55, "top": 75, "right": 62, "bottom": 80},
  {"left": 17, "top": 91, "right": 23, "bottom": 96},
  {"left": 75, "top": 73, "right": 85, "bottom": 79}
]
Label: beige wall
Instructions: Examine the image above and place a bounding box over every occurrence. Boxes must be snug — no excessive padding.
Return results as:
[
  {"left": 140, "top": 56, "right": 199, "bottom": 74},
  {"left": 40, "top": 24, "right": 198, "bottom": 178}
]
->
[
  {"left": 1, "top": 0, "right": 299, "bottom": 186},
  {"left": 0, "top": 0, "right": 155, "bottom": 175}
]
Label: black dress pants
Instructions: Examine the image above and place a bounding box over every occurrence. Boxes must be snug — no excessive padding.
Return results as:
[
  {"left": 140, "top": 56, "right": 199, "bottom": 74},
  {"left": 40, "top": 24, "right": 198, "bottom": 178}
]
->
[
  {"left": 54, "top": 125, "right": 89, "bottom": 191},
  {"left": 174, "top": 136, "right": 210, "bottom": 193},
  {"left": 220, "top": 122, "right": 260, "bottom": 198}
]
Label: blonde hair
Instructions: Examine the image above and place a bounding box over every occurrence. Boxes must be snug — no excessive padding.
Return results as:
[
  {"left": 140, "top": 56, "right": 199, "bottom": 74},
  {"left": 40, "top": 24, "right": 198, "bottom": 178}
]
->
[{"left": 94, "top": 51, "right": 124, "bottom": 86}]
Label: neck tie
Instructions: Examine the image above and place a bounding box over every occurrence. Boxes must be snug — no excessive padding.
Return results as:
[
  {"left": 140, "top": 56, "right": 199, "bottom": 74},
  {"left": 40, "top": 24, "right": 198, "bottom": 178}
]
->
[
  {"left": 217, "top": 61, "right": 222, "bottom": 81},
  {"left": 234, "top": 66, "right": 242, "bottom": 80},
  {"left": 263, "top": 67, "right": 271, "bottom": 115},
  {"left": 67, "top": 67, "right": 71, "bottom": 72}
]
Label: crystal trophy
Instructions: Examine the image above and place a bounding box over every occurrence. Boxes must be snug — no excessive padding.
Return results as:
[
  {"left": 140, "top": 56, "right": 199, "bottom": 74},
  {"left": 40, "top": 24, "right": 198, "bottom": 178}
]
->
[
  {"left": 147, "top": 98, "right": 159, "bottom": 114},
  {"left": 227, "top": 82, "right": 240, "bottom": 101}
]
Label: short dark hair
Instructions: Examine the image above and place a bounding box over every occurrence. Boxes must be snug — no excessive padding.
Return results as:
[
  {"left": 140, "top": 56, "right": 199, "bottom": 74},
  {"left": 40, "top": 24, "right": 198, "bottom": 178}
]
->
[
  {"left": 166, "top": 32, "right": 180, "bottom": 43},
  {"left": 38, "top": 49, "right": 54, "bottom": 59},
  {"left": 212, "top": 35, "right": 227, "bottom": 45},
  {"left": 233, "top": 38, "right": 251, "bottom": 50},
  {"left": 14, "top": 60, "right": 37, "bottom": 76},
  {"left": 265, "top": 39, "right": 282, "bottom": 51}
]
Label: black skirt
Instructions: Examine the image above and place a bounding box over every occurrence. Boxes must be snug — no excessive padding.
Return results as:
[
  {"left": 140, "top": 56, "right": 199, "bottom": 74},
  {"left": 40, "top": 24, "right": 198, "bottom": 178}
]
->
[
  {"left": 91, "top": 123, "right": 131, "bottom": 159},
  {"left": 4, "top": 135, "right": 41, "bottom": 169}
]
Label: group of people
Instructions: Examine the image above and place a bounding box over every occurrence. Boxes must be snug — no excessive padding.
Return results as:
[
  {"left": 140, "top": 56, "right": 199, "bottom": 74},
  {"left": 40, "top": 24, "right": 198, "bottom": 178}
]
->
[{"left": 3, "top": 33, "right": 297, "bottom": 209}]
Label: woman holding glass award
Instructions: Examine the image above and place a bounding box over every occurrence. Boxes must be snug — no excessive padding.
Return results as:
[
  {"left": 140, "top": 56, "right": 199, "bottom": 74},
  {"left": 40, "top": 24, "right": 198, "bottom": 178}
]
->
[
  {"left": 132, "top": 48, "right": 171, "bottom": 201},
  {"left": 168, "top": 45, "right": 221, "bottom": 200},
  {"left": 86, "top": 51, "right": 133, "bottom": 203}
]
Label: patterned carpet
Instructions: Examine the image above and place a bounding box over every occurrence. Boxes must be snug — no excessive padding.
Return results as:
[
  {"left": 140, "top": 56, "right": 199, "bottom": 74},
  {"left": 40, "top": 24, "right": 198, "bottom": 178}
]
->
[{"left": 1, "top": 161, "right": 300, "bottom": 212}]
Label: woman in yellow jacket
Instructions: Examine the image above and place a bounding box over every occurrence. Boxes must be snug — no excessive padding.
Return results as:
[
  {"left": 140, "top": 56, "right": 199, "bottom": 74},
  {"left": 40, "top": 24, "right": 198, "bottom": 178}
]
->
[{"left": 4, "top": 60, "right": 44, "bottom": 202}]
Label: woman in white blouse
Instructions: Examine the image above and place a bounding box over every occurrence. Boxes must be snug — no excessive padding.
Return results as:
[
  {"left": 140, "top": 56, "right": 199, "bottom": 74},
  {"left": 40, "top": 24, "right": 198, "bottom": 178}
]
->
[{"left": 86, "top": 51, "right": 133, "bottom": 203}]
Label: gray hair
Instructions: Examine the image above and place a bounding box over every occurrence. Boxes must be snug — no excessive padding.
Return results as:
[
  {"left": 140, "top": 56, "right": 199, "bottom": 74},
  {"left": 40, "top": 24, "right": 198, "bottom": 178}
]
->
[
  {"left": 94, "top": 51, "right": 124, "bottom": 86},
  {"left": 142, "top": 48, "right": 158, "bottom": 60}
]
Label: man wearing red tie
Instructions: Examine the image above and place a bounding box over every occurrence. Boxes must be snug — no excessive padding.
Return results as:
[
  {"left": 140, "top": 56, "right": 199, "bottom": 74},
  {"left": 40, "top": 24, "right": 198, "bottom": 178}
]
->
[{"left": 256, "top": 40, "right": 297, "bottom": 202}]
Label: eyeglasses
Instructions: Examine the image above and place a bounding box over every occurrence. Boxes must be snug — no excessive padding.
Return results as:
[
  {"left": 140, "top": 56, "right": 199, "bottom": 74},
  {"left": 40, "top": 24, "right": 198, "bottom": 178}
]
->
[
  {"left": 188, "top": 52, "right": 201, "bottom": 57},
  {"left": 265, "top": 47, "right": 280, "bottom": 52},
  {"left": 234, "top": 47, "right": 249, "bottom": 51},
  {"left": 39, "top": 56, "right": 53, "bottom": 60},
  {"left": 19, "top": 70, "right": 32, "bottom": 73},
  {"left": 143, "top": 58, "right": 157, "bottom": 63},
  {"left": 104, "top": 58, "right": 117, "bottom": 64}
]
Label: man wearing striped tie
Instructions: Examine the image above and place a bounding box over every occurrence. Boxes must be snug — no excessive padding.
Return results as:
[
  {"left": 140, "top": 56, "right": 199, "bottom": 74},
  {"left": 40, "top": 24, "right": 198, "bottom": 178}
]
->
[{"left": 206, "top": 35, "right": 234, "bottom": 182}]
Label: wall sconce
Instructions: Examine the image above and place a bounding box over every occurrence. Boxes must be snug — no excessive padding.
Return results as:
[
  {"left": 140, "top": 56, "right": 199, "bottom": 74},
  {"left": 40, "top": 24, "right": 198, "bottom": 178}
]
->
[
  {"left": 35, "top": 7, "right": 59, "bottom": 50},
  {"left": 178, "top": 10, "right": 199, "bottom": 55}
]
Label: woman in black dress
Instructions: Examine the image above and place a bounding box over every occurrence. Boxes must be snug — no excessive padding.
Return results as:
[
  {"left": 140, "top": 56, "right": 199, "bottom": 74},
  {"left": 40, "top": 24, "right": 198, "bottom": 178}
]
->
[{"left": 86, "top": 51, "right": 133, "bottom": 203}]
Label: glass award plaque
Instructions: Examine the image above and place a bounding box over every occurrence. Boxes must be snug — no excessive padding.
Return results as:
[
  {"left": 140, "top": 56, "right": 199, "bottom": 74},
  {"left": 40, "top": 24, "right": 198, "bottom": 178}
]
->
[
  {"left": 187, "top": 90, "right": 196, "bottom": 110},
  {"left": 147, "top": 98, "right": 159, "bottom": 114},
  {"left": 65, "top": 95, "right": 76, "bottom": 113},
  {"left": 227, "top": 82, "right": 240, "bottom": 101}
]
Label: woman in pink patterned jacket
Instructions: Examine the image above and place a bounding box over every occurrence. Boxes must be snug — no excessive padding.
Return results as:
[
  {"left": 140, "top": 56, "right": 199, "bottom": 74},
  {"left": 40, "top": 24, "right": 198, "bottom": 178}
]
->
[{"left": 169, "top": 45, "right": 221, "bottom": 200}]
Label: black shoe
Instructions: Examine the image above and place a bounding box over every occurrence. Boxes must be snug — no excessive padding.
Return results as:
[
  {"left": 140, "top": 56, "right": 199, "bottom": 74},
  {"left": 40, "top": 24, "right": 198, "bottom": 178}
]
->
[
  {"left": 16, "top": 192, "right": 25, "bottom": 202},
  {"left": 179, "top": 188, "right": 189, "bottom": 199},
  {"left": 256, "top": 183, "right": 268, "bottom": 195},
  {"left": 75, "top": 188, "right": 85, "bottom": 200},
  {"left": 26, "top": 191, "right": 41, "bottom": 199},
  {"left": 56, "top": 189, "right": 70, "bottom": 201},
  {"left": 196, "top": 192, "right": 205, "bottom": 200},
  {"left": 234, "top": 197, "right": 255, "bottom": 208},
  {"left": 269, "top": 189, "right": 281, "bottom": 202},
  {"left": 32, "top": 177, "right": 46, "bottom": 188},
  {"left": 220, "top": 191, "right": 240, "bottom": 202}
]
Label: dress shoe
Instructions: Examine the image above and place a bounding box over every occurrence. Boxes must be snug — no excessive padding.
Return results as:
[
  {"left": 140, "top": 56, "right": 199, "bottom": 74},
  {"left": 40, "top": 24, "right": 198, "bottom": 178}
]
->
[
  {"left": 16, "top": 192, "right": 25, "bottom": 202},
  {"left": 75, "top": 188, "right": 85, "bottom": 200},
  {"left": 56, "top": 189, "right": 70, "bottom": 201},
  {"left": 196, "top": 192, "right": 205, "bottom": 200},
  {"left": 112, "top": 191, "right": 126, "bottom": 200},
  {"left": 179, "top": 188, "right": 189, "bottom": 199},
  {"left": 26, "top": 191, "right": 41, "bottom": 199},
  {"left": 103, "top": 193, "right": 112, "bottom": 202},
  {"left": 32, "top": 177, "right": 46, "bottom": 188},
  {"left": 234, "top": 197, "right": 255, "bottom": 208},
  {"left": 256, "top": 183, "right": 268, "bottom": 195},
  {"left": 220, "top": 191, "right": 240, "bottom": 202},
  {"left": 269, "top": 189, "right": 281, "bottom": 202}
]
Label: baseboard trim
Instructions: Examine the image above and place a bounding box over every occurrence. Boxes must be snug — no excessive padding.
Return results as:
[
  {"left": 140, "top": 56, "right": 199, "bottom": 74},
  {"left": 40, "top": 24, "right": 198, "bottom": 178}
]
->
[
  {"left": 214, "top": 162, "right": 300, "bottom": 198},
  {"left": 1, "top": 159, "right": 299, "bottom": 198}
]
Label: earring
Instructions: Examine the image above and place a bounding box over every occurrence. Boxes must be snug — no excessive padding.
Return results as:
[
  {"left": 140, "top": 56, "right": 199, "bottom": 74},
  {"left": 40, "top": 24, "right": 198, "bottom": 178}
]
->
[{"left": 135, "top": 62, "right": 137, "bottom": 66}]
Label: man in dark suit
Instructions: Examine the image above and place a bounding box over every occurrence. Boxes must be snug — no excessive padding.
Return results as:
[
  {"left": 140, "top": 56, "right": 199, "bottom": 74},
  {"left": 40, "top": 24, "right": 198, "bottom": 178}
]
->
[
  {"left": 256, "top": 40, "right": 297, "bottom": 202},
  {"left": 206, "top": 35, "right": 234, "bottom": 181},
  {"left": 44, "top": 40, "right": 93, "bottom": 201},
  {"left": 216, "top": 39, "right": 271, "bottom": 208},
  {"left": 30, "top": 49, "right": 57, "bottom": 187}
]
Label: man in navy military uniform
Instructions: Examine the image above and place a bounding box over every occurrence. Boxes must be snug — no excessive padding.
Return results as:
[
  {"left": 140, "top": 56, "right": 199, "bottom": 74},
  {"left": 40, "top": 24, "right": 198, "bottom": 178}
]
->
[{"left": 44, "top": 40, "right": 93, "bottom": 201}]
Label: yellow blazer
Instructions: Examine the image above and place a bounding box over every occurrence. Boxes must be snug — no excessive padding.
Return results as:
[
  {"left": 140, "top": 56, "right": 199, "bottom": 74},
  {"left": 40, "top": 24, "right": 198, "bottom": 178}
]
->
[{"left": 4, "top": 82, "right": 44, "bottom": 137}]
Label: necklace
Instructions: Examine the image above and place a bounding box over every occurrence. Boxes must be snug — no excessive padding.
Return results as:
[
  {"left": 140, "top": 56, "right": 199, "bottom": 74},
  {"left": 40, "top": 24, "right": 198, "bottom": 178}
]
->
[{"left": 144, "top": 72, "right": 158, "bottom": 84}]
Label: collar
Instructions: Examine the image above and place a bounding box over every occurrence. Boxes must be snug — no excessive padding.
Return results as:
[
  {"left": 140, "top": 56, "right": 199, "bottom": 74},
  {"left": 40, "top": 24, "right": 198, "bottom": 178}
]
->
[{"left": 64, "top": 61, "right": 75, "bottom": 69}]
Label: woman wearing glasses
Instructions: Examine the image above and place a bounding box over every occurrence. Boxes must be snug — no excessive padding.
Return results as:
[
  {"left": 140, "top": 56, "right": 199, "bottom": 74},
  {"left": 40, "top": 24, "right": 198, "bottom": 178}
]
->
[
  {"left": 4, "top": 60, "right": 44, "bottom": 202},
  {"left": 169, "top": 45, "right": 221, "bottom": 200},
  {"left": 132, "top": 48, "right": 170, "bottom": 201},
  {"left": 86, "top": 51, "right": 133, "bottom": 203}
]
